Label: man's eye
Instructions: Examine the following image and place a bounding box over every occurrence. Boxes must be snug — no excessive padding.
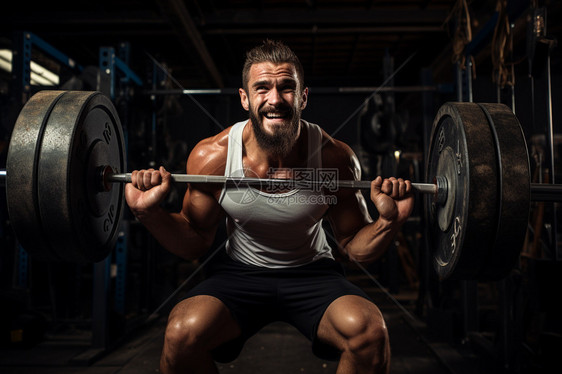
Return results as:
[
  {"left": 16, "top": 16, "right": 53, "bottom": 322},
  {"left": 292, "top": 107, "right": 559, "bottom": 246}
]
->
[{"left": 280, "top": 85, "right": 296, "bottom": 93}]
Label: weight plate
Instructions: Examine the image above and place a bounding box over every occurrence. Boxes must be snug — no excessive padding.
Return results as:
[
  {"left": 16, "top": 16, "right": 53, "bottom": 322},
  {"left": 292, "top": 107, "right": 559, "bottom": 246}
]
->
[
  {"left": 477, "top": 103, "right": 530, "bottom": 280},
  {"left": 6, "top": 90, "right": 67, "bottom": 261},
  {"left": 426, "top": 102, "right": 499, "bottom": 280},
  {"left": 37, "top": 91, "right": 126, "bottom": 263}
]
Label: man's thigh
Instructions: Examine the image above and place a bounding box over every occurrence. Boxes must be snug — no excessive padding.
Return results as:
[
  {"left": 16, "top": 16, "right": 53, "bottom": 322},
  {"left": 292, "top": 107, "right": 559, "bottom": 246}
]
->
[
  {"left": 181, "top": 264, "right": 280, "bottom": 362},
  {"left": 276, "top": 263, "right": 371, "bottom": 359}
]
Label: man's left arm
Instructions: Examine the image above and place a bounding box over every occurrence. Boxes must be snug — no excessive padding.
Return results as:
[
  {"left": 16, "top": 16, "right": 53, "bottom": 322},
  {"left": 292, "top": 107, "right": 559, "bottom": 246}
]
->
[{"left": 326, "top": 145, "right": 414, "bottom": 263}]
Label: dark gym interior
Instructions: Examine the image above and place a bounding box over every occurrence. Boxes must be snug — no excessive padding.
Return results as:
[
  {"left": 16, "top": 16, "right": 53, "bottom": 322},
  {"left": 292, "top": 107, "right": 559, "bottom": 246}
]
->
[{"left": 0, "top": 1, "right": 561, "bottom": 373}]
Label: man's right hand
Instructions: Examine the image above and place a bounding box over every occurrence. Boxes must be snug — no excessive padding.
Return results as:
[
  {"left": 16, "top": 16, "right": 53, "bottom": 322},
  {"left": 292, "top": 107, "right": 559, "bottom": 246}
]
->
[{"left": 125, "top": 166, "right": 172, "bottom": 217}]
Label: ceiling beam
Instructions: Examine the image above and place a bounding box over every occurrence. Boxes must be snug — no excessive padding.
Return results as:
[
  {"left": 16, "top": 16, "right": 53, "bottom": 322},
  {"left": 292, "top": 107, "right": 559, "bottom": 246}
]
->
[
  {"left": 203, "top": 26, "right": 444, "bottom": 36},
  {"left": 199, "top": 8, "right": 449, "bottom": 26},
  {"left": 159, "top": 0, "right": 224, "bottom": 87},
  {"left": 3, "top": 11, "right": 165, "bottom": 26}
]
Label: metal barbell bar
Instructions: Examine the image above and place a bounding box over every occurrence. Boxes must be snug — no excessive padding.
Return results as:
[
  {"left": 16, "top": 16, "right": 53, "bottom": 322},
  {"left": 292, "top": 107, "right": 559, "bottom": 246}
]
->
[
  {"left": 103, "top": 169, "right": 441, "bottom": 195},
  {"left": 1, "top": 166, "right": 443, "bottom": 200},
  {"left": 3, "top": 166, "right": 562, "bottom": 202}
]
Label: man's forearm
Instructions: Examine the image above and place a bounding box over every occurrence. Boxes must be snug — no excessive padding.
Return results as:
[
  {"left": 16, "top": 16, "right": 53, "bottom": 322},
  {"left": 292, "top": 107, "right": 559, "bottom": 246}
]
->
[
  {"left": 343, "top": 218, "right": 400, "bottom": 263},
  {"left": 134, "top": 207, "right": 213, "bottom": 260}
]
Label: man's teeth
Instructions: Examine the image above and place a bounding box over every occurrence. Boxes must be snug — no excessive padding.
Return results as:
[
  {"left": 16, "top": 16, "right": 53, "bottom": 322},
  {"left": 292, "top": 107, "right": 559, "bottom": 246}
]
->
[{"left": 265, "top": 113, "right": 285, "bottom": 118}]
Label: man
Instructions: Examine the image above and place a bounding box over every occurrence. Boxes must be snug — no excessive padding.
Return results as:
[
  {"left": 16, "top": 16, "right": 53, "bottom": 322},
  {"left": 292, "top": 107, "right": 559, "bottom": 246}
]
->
[{"left": 125, "top": 40, "right": 414, "bottom": 374}]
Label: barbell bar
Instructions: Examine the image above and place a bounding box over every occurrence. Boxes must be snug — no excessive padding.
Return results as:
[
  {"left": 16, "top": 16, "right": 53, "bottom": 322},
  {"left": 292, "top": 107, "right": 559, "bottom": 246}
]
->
[
  {"left": 103, "top": 169, "right": 441, "bottom": 195},
  {"left": 104, "top": 171, "right": 562, "bottom": 200},
  {"left": 1, "top": 90, "right": 562, "bottom": 281},
  {"left": 3, "top": 168, "right": 558, "bottom": 202}
]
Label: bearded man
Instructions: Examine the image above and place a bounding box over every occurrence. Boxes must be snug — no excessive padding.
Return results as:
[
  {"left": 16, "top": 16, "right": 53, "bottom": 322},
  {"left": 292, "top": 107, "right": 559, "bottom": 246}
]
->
[{"left": 125, "top": 39, "right": 414, "bottom": 374}]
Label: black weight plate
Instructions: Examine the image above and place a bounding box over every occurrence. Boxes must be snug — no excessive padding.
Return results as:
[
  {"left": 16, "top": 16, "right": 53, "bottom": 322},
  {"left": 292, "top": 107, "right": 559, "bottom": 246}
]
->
[
  {"left": 478, "top": 103, "right": 531, "bottom": 280},
  {"left": 37, "top": 91, "right": 126, "bottom": 263},
  {"left": 426, "top": 102, "right": 499, "bottom": 281},
  {"left": 6, "top": 90, "right": 67, "bottom": 261}
]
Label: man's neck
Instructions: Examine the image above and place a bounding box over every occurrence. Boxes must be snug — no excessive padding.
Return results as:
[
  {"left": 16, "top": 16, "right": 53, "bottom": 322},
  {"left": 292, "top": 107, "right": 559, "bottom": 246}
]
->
[{"left": 242, "top": 120, "right": 307, "bottom": 174}]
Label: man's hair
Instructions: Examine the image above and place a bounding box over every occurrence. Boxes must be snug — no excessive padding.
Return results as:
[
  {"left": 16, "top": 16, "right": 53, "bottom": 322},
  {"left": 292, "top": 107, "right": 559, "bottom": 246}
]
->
[{"left": 242, "top": 39, "right": 305, "bottom": 91}]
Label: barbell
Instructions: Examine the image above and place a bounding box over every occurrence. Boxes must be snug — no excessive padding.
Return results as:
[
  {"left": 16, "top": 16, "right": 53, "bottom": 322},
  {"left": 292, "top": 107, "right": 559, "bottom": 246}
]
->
[{"left": 1, "top": 90, "right": 561, "bottom": 281}]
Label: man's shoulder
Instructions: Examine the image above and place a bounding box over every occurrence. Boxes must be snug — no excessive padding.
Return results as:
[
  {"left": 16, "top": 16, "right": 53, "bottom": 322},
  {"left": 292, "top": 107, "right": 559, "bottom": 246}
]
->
[
  {"left": 317, "top": 129, "right": 355, "bottom": 163},
  {"left": 315, "top": 127, "right": 359, "bottom": 180},
  {"left": 303, "top": 121, "right": 351, "bottom": 153},
  {"left": 186, "top": 124, "right": 236, "bottom": 175}
]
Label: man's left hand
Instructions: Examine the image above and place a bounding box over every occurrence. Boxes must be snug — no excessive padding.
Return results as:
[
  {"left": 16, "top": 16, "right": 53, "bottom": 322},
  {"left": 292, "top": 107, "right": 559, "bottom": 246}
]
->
[{"left": 370, "top": 176, "right": 414, "bottom": 224}]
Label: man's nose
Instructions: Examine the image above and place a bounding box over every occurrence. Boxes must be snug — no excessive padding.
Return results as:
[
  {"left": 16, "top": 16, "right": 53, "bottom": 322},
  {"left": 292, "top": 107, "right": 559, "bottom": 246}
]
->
[{"left": 267, "top": 88, "right": 283, "bottom": 105}]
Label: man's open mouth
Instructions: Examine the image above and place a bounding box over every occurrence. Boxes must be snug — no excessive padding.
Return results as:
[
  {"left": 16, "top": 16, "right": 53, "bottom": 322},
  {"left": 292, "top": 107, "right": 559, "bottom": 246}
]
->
[{"left": 263, "top": 112, "right": 288, "bottom": 120}]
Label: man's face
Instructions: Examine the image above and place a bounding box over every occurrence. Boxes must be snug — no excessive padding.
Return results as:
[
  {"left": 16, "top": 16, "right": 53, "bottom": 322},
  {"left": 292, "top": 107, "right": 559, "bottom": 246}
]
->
[{"left": 239, "top": 62, "right": 308, "bottom": 157}]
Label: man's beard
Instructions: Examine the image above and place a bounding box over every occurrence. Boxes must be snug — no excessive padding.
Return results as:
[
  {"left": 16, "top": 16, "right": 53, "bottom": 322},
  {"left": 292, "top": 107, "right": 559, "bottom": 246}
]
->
[{"left": 249, "top": 103, "right": 301, "bottom": 158}]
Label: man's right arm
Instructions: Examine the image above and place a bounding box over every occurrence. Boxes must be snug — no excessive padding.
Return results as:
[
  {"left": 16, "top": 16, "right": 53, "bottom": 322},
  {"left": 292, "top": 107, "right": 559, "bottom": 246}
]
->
[{"left": 125, "top": 136, "right": 227, "bottom": 260}]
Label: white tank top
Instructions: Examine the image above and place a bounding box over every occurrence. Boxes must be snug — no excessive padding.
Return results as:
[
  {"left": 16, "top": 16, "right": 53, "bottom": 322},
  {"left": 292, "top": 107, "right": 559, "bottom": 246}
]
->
[{"left": 218, "top": 120, "right": 334, "bottom": 268}]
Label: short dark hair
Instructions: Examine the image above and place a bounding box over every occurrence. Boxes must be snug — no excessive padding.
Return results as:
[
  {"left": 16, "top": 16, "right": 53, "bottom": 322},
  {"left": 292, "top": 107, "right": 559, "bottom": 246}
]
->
[{"left": 242, "top": 39, "right": 305, "bottom": 91}]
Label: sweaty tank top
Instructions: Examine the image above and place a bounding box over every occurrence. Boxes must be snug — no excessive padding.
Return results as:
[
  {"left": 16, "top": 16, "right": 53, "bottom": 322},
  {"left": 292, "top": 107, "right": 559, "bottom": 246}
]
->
[{"left": 218, "top": 120, "right": 334, "bottom": 268}]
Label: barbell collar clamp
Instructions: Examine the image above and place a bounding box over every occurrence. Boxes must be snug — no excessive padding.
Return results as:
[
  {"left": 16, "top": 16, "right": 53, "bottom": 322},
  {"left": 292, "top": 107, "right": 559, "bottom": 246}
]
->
[
  {"left": 99, "top": 165, "right": 116, "bottom": 192},
  {"left": 434, "top": 175, "right": 448, "bottom": 205}
]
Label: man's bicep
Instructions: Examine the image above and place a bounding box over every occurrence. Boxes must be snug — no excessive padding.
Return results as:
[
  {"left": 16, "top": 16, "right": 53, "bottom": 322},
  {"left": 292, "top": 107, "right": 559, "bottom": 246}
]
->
[
  {"left": 181, "top": 187, "right": 224, "bottom": 239},
  {"left": 181, "top": 132, "right": 228, "bottom": 234}
]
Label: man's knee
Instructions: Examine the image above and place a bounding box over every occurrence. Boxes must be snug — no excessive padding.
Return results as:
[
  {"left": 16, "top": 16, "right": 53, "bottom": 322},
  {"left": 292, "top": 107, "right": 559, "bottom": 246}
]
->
[
  {"left": 164, "top": 311, "right": 206, "bottom": 352},
  {"left": 339, "top": 308, "right": 388, "bottom": 356},
  {"left": 320, "top": 296, "right": 389, "bottom": 369},
  {"left": 163, "top": 296, "right": 237, "bottom": 354},
  {"left": 338, "top": 312, "right": 389, "bottom": 373}
]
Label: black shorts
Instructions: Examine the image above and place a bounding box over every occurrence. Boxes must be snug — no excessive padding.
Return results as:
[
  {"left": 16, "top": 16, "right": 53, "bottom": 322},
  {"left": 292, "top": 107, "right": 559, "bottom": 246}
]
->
[{"left": 185, "top": 250, "right": 371, "bottom": 362}]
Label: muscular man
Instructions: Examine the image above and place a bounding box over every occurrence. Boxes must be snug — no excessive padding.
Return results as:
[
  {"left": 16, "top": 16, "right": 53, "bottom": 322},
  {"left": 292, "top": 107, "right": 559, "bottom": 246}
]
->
[{"left": 125, "top": 40, "right": 414, "bottom": 374}]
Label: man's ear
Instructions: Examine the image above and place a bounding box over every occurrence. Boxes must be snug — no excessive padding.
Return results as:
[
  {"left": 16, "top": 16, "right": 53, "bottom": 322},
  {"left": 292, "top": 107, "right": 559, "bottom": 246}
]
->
[
  {"left": 300, "top": 87, "right": 309, "bottom": 110},
  {"left": 239, "top": 88, "right": 249, "bottom": 111}
]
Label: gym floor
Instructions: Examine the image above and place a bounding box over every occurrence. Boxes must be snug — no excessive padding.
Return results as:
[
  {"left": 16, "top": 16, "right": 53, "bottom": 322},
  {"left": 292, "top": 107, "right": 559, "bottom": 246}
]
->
[{"left": 0, "top": 272, "right": 481, "bottom": 374}]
